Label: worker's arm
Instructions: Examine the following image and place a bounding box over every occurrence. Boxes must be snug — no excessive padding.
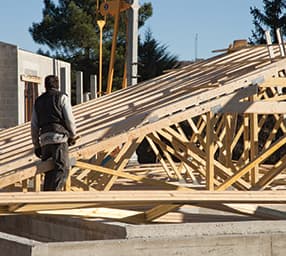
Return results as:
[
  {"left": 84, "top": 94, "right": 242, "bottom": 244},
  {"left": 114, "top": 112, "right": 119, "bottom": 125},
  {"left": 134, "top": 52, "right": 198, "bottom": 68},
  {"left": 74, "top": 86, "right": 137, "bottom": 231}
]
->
[
  {"left": 61, "top": 94, "right": 77, "bottom": 138},
  {"left": 31, "top": 106, "right": 40, "bottom": 149},
  {"left": 31, "top": 106, "right": 42, "bottom": 158}
]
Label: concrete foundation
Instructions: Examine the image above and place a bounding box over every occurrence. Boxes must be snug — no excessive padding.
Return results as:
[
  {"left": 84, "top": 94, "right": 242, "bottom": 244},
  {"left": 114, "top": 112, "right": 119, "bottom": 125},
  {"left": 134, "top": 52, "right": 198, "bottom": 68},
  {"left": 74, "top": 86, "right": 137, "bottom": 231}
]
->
[
  {"left": 28, "top": 234, "right": 286, "bottom": 256},
  {"left": 0, "top": 214, "right": 286, "bottom": 256},
  {"left": 0, "top": 215, "right": 126, "bottom": 242}
]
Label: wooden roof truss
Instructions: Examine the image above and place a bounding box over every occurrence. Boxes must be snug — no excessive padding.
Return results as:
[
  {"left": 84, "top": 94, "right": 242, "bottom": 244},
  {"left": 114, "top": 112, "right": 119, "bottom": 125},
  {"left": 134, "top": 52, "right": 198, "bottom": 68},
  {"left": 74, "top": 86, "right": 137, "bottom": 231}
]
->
[{"left": 1, "top": 45, "right": 286, "bottom": 223}]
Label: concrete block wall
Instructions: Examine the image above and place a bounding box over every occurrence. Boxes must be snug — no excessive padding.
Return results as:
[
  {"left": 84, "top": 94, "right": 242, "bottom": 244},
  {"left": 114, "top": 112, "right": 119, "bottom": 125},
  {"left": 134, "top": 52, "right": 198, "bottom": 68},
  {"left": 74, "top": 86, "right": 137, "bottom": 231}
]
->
[
  {"left": 18, "top": 49, "right": 71, "bottom": 125},
  {"left": 0, "top": 41, "right": 71, "bottom": 128},
  {"left": 0, "top": 42, "right": 18, "bottom": 128}
]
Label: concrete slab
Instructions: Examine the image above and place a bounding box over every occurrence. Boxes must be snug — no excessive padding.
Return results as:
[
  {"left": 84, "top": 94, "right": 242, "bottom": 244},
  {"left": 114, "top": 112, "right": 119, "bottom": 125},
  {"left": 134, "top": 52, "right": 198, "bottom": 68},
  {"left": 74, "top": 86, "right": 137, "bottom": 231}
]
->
[
  {"left": 27, "top": 233, "right": 283, "bottom": 256},
  {"left": 0, "top": 215, "right": 126, "bottom": 242},
  {"left": 0, "top": 231, "right": 41, "bottom": 256},
  {"left": 125, "top": 220, "right": 286, "bottom": 239},
  {"left": 1, "top": 215, "right": 286, "bottom": 255}
]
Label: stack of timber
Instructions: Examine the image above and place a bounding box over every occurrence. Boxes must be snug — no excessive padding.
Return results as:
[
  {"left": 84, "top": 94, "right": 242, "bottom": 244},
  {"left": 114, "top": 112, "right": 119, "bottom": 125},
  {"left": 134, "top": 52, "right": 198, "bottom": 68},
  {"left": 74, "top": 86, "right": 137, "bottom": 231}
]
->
[{"left": 2, "top": 44, "right": 286, "bottom": 223}]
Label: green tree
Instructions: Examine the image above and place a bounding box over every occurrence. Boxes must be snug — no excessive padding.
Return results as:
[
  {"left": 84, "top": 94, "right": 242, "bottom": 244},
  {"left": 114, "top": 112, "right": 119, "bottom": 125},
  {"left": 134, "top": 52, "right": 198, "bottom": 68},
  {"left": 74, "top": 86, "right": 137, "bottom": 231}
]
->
[
  {"left": 138, "top": 28, "right": 178, "bottom": 82},
  {"left": 29, "top": 0, "right": 152, "bottom": 93},
  {"left": 250, "top": 0, "right": 286, "bottom": 44}
]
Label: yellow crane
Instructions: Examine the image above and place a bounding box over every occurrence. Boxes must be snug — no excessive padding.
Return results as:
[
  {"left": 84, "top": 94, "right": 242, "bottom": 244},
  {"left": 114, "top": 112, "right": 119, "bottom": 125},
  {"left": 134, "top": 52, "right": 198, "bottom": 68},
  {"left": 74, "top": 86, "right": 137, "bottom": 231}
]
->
[{"left": 97, "top": 0, "right": 133, "bottom": 95}]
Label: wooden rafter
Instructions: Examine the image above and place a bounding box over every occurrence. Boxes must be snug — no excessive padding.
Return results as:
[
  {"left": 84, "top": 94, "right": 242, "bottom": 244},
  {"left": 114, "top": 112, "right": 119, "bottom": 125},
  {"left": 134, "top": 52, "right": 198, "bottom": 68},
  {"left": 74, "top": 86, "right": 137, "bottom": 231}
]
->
[{"left": 2, "top": 45, "right": 286, "bottom": 222}]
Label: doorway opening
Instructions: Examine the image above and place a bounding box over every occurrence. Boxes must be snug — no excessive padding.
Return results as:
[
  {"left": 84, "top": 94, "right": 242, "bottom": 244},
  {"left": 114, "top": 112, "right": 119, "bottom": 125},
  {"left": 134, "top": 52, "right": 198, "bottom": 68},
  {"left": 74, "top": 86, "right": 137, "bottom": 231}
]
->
[{"left": 24, "top": 82, "right": 38, "bottom": 122}]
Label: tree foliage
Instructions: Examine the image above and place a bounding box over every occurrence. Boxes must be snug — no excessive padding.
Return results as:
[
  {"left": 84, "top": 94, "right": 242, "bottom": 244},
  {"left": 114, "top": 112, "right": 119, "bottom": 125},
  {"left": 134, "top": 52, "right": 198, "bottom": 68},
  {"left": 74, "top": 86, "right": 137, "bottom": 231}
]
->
[
  {"left": 138, "top": 28, "right": 178, "bottom": 82},
  {"left": 30, "top": 0, "right": 153, "bottom": 92},
  {"left": 30, "top": 0, "right": 98, "bottom": 55},
  {"left": 250, "top": 0, "right": 286, "bottom": 44}
]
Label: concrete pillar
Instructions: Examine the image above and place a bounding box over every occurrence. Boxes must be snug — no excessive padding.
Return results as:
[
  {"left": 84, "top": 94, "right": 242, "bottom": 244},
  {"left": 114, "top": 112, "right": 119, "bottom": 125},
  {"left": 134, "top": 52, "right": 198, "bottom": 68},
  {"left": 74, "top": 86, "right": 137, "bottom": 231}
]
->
[
  {"left": 60, "top": 67, "right": 67, "bottom": 94},
  {"left": 53, "top": 59, "right": 58, "bottom": 76},
  {"left": 276, "top": 28, "right": 285, "bottom": 58},
  {"left": 83, "top": 92, "right": 91, "bottom": 102},
  {"left": 76, "top": 71, "right": 83, "bottom": 104},
  {"left": 265, "top": 30, "right": 275, "bottom": 59},
  {"left": 127, "top": 0, "right": 139, "bottom": 86},
  {"left": 90, "top": 74, "right": 97, "bottom": 99}
]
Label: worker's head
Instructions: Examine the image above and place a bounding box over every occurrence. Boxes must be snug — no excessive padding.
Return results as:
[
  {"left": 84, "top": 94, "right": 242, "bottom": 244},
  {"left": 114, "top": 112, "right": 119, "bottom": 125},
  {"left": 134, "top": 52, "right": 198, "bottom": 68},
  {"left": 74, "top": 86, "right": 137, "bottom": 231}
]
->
[{"left": 45, "top": 75, "right": 59, "bottom": 90}]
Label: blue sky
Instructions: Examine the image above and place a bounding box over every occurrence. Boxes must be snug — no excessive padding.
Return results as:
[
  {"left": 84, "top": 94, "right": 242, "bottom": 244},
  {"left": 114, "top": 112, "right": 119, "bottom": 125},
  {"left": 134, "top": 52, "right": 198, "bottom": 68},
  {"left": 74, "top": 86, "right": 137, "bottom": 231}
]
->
[{"left": 0, "top": 1, "right": 263, "bottom": 61}]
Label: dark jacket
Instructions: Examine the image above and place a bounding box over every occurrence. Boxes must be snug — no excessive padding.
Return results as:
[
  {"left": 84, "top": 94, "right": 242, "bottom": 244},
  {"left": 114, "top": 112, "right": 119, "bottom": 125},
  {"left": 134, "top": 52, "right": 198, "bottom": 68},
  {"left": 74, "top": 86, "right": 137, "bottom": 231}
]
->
[
  {"left": 31, "top": 89, "right": 76, "bottom": 148},
  {"left": 34, "top": 89, "right": 68, "bottom": 135}
]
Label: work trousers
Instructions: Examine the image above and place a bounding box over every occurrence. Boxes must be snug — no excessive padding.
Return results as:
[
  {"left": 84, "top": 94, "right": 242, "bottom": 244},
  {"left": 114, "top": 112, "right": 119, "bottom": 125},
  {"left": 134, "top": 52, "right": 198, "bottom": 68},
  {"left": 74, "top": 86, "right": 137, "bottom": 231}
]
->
[{"left": 41, "top": 142, "right": 69, "bottom": 191}]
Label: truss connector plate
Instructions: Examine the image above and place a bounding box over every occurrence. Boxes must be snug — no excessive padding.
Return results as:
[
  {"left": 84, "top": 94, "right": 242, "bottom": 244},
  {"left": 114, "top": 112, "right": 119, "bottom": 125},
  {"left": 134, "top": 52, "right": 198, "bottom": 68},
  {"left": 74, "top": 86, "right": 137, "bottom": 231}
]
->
[
  {"left": 251, "top": 76, "right": 265, "bottom": 86},
  {"left": 211, "top": 105, "right": 223, "bottom": 114},
  {"left": 148, "top": 115, "right": 159, "bottom": 123},
  {"left": 70, "top": 157, "right": 77, "bottom": 167}
]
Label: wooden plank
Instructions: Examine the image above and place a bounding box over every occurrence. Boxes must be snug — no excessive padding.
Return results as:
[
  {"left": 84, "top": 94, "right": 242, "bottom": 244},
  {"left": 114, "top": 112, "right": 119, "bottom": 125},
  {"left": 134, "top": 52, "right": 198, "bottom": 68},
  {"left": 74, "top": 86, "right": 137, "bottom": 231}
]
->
[
  {"left": 146, "top": 83, "right": 258, "bottom": 123},
  {"left": 151, "top": 127, "right": 250, "bottom": 190},
  {"left": 71, "top": 90, "right": 249, "bottom": 161},
  {"left": 146, "top": 136, "right": 175, "bottom": 179},
  {"left": 240, "top": 114, "right": 250, "bottom": 180},
  {"left": 0, "top": 191, "right": 286, "bottom": 205},
  {"left": 0, "top": 79, "right": 258, "bottom": 176},
  {"left": 2, "top": 45, "right": 286, "bottom": 195},
  {"left": 183, "top": 137, "right": 250, "bottom": 189},
  {"left": 224, "top": 114, "right": 233, "bottom": 168},
  {"left": 250, "top": 96, "right": 259, "bottom": 185},
  {"left": 152, "top": 131, "right": 183, "bottom": 180},
  {"left": 252, "top": 154, "right": 286, "bottom": 190},
  {"left": 221, "top": 101, "right": 286, "bottom": 114},
  {"left": 38, "top": 207, "right": 142, "bottom": 220},
  {"left": 34, "top": 174, "right": 41, "bottom": 192},
  {"left": 217, "top": 135, "right": 286, "bottom": 191},
  {"left": 9, "top": 203, "right": 101, "bottom": 213},
  {"left": 0, "top": 160, "right": 51, "bottom": 189},
  {"left": 98, "top": 137, "right": 144, "bottom": 191},
  {"left": 206, "top": 111, "right": 215, "bottom": 190},
  {"left": 144, "top": 204, "right": 181, "bottom": 222},
  {"left": 20, "top": 74, "right": 41, "bottom": 83},
  {"left": 74, "top": 161, "right": 192, "bottom": 191},
  {"left": 259, "top": 77, "right": 286, "bottom": 87},
  {"left": 261, "top": 116, "right": 283, "bottom": 152},
  {"left": 197, "top": 203, "right": 286, "bottom": 220},
  {"left": 120, "top": 204, "right": 182, "bottom": 224}
]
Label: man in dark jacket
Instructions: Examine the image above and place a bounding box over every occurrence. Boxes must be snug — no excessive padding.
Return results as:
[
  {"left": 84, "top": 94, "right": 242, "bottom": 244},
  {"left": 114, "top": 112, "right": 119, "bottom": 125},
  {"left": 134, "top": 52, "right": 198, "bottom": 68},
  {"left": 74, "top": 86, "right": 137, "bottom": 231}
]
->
[{"left": 31, "top": 75, "right": 77, "bottom": 191}]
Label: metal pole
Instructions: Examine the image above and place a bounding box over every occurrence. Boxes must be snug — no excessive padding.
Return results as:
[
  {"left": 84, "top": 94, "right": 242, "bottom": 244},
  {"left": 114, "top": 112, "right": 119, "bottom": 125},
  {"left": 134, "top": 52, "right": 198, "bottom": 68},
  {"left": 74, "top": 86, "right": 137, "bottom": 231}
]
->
[
  {"left": 97, "top": 20, "right": 105, "bottom": 96},
  {"left": 106, "top": 0, "right": 121, "bottom": 94},
  {"left": 127, "top": 0, "right": 139, "bottom": 86}
]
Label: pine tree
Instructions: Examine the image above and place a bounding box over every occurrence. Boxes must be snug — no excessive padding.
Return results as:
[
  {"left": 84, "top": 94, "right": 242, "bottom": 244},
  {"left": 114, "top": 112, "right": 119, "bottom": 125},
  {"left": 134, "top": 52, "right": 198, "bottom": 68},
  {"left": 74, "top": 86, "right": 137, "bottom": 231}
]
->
[
  {"left": 29, "top": 0, "right": 152, "bottom": 93},
  {"left": 250, "top": 0, "right": 286, "bottom": 44},
  {"left": 138, "top": 28, "right": 178, "bottom": 82}
]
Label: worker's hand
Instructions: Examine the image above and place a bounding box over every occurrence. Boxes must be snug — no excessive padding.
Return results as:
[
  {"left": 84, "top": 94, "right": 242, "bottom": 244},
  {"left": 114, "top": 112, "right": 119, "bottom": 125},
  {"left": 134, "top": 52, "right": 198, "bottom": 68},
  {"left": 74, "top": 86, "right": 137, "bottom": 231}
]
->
[
  {"left": 34, "top": 147, "right": 42, "bottom": 159},
  {"left": 68, "top": 135, "right": 80, "bottom": 146}
]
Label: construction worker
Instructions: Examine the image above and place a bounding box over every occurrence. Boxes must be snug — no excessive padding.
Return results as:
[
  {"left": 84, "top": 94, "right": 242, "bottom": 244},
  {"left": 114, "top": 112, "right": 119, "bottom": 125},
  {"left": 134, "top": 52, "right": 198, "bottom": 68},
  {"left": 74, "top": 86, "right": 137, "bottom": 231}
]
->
[{"left": 31, "top": 75, "right": 78, "bottom": 191}]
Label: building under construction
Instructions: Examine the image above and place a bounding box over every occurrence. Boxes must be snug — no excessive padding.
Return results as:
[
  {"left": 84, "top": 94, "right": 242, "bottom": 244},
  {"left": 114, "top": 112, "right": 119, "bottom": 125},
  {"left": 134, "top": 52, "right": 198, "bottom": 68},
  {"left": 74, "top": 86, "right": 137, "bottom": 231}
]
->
[
  {"left": 0, "top": 41, "right": 71, "bottom": 128},
  {"left": 1, "top": 37, "right": 286, "bottom": 255}
]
